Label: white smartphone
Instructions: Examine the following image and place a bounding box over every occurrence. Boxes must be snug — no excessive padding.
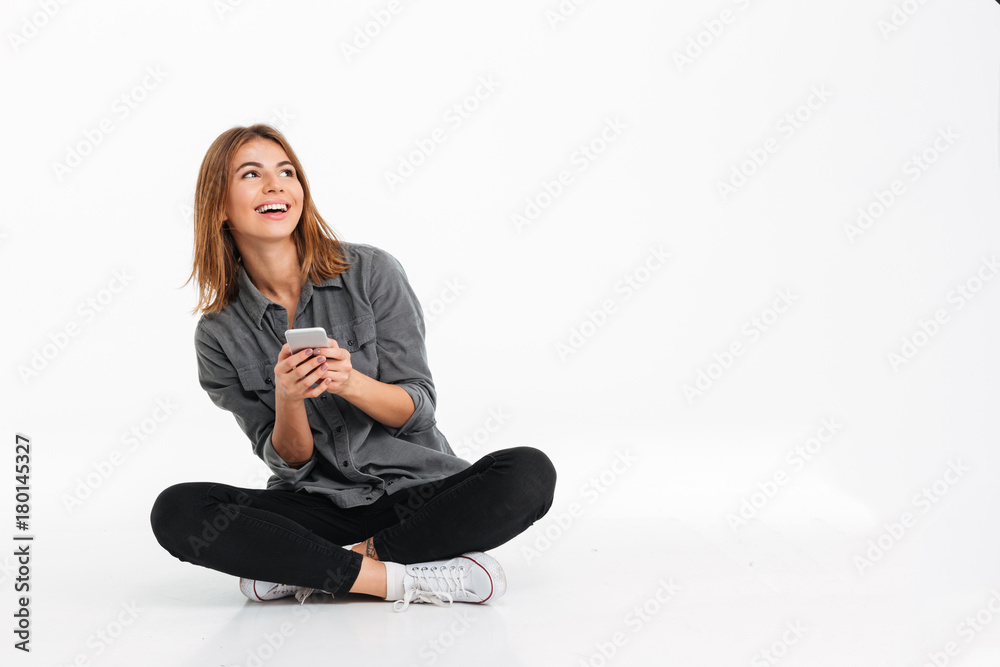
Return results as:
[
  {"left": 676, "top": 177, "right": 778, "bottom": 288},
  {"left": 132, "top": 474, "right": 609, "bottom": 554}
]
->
[{"left": 284, "top": 327, "right": 329, "bottom": 355}]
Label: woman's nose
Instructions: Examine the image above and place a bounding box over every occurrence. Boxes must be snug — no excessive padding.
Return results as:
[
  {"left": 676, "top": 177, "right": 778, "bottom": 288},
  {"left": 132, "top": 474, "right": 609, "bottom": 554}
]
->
[{"left": 262, "top": 174, "right": 283, "bottom": 192}]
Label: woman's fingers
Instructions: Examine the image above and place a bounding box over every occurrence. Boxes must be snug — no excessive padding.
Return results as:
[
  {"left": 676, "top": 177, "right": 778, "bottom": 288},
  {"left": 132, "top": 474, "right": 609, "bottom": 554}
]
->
[
  {"left": 275, "top": 337, "right": 349, "bottom": 399},
  {"left": 275, "top": 349, "right": 331, "bottom": 398},
  {"left": 320, "top": 341, "right": 351, "bottom": 364},
  {"left": 292, "top": 354, "right": 327, "bottom": 381},
  {"left": 283, "top": 347, "right": 317, "bottom": 372},
  {"left": 296, "top": 355, "right": 333, "bottom": 395}
]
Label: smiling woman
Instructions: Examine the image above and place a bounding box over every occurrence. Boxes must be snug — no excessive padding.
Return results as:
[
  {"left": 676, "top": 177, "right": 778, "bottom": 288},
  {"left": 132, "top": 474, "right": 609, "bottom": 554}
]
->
[
  {"left": 149, "top": 123, "right": 557, "bottom": 612},
  {"left": 186, "top": 125, "right": 348, "bottom": 321}
]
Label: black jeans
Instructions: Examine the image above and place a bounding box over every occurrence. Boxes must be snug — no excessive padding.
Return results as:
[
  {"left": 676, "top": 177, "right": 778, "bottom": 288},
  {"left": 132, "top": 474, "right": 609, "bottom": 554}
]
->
[{"left": 150, "top": 447, "right": 556, "bottom": 597}]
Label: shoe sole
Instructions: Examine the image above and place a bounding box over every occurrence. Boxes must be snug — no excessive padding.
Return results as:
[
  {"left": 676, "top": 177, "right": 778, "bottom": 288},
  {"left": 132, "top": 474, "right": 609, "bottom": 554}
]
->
[{"left": 461, "top": 552, "right": 507, "bottom": 603}]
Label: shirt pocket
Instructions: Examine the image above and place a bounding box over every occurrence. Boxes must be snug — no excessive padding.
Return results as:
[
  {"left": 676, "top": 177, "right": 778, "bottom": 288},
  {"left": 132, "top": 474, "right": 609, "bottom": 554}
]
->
[
  {"left": 237, "top": 360, "right": 275, "bottom": 393},
  {"left": 329, "top": 314, "right": 378, "bottom": 378}
]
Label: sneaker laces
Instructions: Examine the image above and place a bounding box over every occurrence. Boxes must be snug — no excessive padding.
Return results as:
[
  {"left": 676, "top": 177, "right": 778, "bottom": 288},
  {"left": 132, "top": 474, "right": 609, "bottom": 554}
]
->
[
  {"left": 294, "top": 587, "right": 317, "bottom": 604},
  {"left": 392, "top": 564, "right": 467, "bottom": 612},
  {"left": 294, "top": 587, "right": 338, "bottom": 604},
  {"left": 251, "top": 581, "right": 300, "bottom": 601}
]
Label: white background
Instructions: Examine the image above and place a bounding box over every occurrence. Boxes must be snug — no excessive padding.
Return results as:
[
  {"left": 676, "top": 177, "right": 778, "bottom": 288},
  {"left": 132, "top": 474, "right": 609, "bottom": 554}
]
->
[{"left": 2, "top": 0, "right": 999, "bottom": 665}]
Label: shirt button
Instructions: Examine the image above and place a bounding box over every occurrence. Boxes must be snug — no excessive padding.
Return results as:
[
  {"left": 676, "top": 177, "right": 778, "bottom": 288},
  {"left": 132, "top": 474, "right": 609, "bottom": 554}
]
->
[
  {"left": 265, "top": 377, "right": 272, "bottom": 385},
  {"left": 336, "top": 426, "right": 343, "bottom": 433},
  {"left": 342, "top": 460, "right": 349, "bottom": 467},
  {"left": 320, "top": 395, "right": 326, "bottom": 400},
  {"left": 387, "top": 480, "right": 394, "bottom": 486},
  {"left": 347, "top": 339, "right": 356, "bottom": 347},
  {"left": 365, "top": 496, "right": 372, "bottom": 501}
]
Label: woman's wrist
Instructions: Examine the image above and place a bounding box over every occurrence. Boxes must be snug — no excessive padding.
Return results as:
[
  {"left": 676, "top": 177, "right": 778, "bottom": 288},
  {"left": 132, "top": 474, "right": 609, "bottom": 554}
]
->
[
  {"left": 275, "top": 385, "right": 303, "bottom": 405},
  {"left": 329, "top": 370, "right": 414, "bottom": 429},
  {"left": 272, "top": 383, "right": 315, "bottom": 463}
]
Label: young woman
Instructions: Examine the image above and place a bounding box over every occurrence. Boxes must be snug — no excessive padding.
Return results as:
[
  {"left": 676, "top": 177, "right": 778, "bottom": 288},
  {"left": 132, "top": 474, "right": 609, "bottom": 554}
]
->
[{"left": 150, "top": 124, "right": 556, "bottom": 611}]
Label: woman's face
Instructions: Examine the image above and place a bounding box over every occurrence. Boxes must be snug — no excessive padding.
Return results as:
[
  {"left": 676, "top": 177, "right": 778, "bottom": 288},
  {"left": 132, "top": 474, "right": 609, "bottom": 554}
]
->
[{"left": 223, "top": 138, "right": 304, "bottom": 247}]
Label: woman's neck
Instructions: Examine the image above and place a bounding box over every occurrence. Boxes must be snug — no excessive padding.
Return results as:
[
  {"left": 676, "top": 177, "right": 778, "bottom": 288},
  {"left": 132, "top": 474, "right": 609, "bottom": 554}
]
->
[{"left": 237, "top": 239, "right": 302, "bottom": 304}]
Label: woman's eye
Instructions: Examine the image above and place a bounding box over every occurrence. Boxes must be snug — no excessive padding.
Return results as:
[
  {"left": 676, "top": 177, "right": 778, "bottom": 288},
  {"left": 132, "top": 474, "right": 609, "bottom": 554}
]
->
[{"left": 240, "top": 169, "right": 293, "bottom": 178}]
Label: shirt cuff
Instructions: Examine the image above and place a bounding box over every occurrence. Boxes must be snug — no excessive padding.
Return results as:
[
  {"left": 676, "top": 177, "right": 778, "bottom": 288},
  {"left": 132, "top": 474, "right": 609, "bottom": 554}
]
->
[
  {"left": 384, "top": 382, "right": 435, "bottom": 437},
  {"left": 261, "top": 430, "right": 317, "bottom": 483}
]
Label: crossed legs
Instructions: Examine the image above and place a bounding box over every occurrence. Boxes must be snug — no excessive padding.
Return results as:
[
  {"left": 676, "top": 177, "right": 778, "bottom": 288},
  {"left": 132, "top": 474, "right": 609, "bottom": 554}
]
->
[{"left": 150, "top": 447, "right": 556, "bottom": 600}]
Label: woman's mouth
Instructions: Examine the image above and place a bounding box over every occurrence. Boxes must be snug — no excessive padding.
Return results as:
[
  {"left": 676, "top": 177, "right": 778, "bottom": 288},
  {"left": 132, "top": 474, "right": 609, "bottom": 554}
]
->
[{"left": 254, "top": 202, "right": 290, "bottom": 220}]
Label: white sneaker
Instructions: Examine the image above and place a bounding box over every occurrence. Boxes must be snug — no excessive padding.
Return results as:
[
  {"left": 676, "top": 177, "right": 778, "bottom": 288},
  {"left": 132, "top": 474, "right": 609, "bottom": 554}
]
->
[
  {"left": 239, "top": 577, "right": 314, "bottom": 603},
  {"left": 393, "top": 552, "right": 506, "bottom": 612}
]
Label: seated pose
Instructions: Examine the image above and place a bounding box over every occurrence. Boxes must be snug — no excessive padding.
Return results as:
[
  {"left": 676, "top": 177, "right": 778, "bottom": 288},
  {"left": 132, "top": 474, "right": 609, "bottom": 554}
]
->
[{"left": 150, "top": 124, "right": 556, "bottom": 611}]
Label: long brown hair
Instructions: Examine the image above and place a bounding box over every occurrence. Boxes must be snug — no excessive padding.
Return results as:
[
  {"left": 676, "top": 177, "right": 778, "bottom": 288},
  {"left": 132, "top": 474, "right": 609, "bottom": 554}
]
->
[{"left": 184, "top": 124, "right": 350, "bottom": 316}]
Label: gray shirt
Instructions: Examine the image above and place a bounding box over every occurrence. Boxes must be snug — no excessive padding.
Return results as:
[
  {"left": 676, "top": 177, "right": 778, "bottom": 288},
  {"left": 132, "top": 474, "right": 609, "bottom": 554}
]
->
[{"left": 194, "top": 242, "right": 471, "bottom": 508}]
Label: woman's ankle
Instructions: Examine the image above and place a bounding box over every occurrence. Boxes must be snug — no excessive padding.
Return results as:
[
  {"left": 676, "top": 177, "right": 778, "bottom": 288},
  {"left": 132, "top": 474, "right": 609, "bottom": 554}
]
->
[
  {"left": 348, "top": 556, "right": 387, "bottom": 598},
  {"left": 350, "top": 537, "right": 379, "bottom": 560}
]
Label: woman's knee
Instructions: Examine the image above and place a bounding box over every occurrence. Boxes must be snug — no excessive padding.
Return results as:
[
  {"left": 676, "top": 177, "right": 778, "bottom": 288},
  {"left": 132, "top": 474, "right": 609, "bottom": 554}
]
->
[
  {"left": 149, "top": 482, "right": 216, "bottom": 556},
  {"left": 522, "top": 447, "right": 557, "bottom": 491},
  {"left": 493, "top": 446, "right": 557, "bottom": 517}
]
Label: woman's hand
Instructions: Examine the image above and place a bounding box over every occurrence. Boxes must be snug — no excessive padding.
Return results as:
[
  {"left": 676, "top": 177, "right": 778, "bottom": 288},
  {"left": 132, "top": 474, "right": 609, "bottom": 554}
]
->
[
  {"left": 313, "top": 338, "right": 354, "bottom": 395},
  {"left": 274, "top": 343, "right": 332, "bottom": 401},
  {"left": 313, "top": 339, "right": 415, "bottom": 429},
  {"left": 276, "top": 338, "right": 412, "bottom": 429}
]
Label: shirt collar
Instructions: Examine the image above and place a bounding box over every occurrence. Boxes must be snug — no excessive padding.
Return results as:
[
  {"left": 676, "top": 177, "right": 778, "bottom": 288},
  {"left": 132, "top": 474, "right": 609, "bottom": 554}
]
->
[{"left": 237, "top": 263, "right": 343, "bottom": 330}]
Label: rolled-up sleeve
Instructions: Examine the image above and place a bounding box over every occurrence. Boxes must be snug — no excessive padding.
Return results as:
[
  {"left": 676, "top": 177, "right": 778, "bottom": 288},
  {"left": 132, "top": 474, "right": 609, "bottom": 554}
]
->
[
  {"left": 367, "top": 248, "right": 438, "bottom": 437},
  {"left": 193, "top": 323, "right": 317, "bottom": 483}
]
